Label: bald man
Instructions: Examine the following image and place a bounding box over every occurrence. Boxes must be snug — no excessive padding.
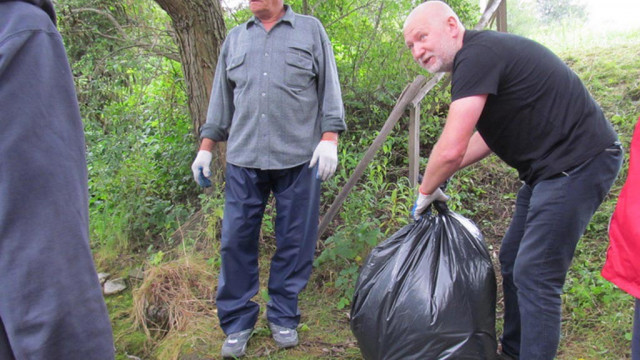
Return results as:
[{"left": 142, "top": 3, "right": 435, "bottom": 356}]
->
[{"left": 404, "top": 1, "right": 622, "bottom": 359}]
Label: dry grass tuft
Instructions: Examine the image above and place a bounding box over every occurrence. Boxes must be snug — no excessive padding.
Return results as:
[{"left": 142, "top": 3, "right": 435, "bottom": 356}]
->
[{"left": 132, "top": 256, "right": 216, "bottom": 338}]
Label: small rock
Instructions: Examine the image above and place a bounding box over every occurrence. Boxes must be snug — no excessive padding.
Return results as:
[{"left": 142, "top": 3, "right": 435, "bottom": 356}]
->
[
  {"left": 104, "top": 278, "right": 127, "bottom": 295},
  {"left": 97, "top": 273, "right": 110, "bottom": 286},
  {"left": 128, "top": 267, "right": 145, "bottom": 281}
]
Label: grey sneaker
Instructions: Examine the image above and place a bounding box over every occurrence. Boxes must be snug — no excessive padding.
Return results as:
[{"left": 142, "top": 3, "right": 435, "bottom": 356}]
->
[
  {"left": 221, "top": 328, "right": 253, "bottom": 358},
  {"left": 268, "top": 322, "right": 298, "bottom": 348}
]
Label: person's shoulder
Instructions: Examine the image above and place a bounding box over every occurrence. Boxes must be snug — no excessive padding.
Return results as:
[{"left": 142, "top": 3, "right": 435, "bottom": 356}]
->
[
  {"left": 462, "top": 30, "right": 533, "bottom": 55},
  {"left": 230, "top": 17, "right": 255, "bottom": 33},
  {"left": 460, "top": 30, "right": 499, "bottom": 53},
  {"left": 293, "top": 12, "right": 320, "bottom": 22},
  {"left": 224, "top": 21, "right": 251, "bottom": 43},
  {"left": 0, "top": 1, "right": 55, "bottom": 30},
  {"left": 293, "top": 12, "right": 327, "bottom": 30},
  {"left": 0, "top": 1, "right": 57, "bottom": 42},
  {"left": 227, "top": 23, "right": 244, "bottom": 35},
  {"left": 468, "top": 30, "right": 541, "bottom": 48},
  {"left": 465, "top": 30, "right": 507, "bottom": 43}
]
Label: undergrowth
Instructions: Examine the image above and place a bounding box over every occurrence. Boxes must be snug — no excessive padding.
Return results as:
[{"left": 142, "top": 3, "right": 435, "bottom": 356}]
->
[{"left": 101, "top": 28, "right": 640, "bottom": 360}]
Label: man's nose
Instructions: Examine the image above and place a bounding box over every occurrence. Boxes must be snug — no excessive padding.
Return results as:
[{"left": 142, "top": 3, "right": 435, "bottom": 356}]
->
[{"left": 411, "top": 43, "right": 424, "bottom": 60}]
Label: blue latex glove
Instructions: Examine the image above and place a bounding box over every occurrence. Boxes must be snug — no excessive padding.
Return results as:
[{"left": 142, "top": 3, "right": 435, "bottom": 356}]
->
[{"left": 197, "top": 167, "right": 212, "bottom": 188}]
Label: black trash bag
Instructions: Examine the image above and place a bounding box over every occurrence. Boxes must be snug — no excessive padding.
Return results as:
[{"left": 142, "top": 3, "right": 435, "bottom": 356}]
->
[{"left": 350, "top": 202, "right": 497, "bottom": 360}]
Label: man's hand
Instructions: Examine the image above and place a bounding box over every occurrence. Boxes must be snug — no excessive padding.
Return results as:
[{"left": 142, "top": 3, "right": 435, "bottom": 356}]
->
[
  {"left": 309, "top": 140, "right": 338, "bottom": 181},
  {"left": 411, "top": 188, "right": 449, "bottom": 220},
  {"left": 191, "top": 150, "right": 212, "bottom": 187}
]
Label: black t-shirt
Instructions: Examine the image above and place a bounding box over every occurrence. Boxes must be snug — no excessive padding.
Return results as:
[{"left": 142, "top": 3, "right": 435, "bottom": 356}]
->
[{"left": 451, "top": 30, "right": 617, "bottom": 185}]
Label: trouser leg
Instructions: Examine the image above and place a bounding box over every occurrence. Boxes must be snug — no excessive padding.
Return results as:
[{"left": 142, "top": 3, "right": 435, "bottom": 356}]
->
[
  {"left": 0, "top": 188, "right": 115, "bottom": 360},
  {"left": 633, "top": 298, "right": 640, "bottom": 360},
  {"left": 501, "top": 144, "right": 622, "bottom": 360},
  {"left": 0, "top": 237, "right": 114, "bottom": 360},
  {"left": 216, "top": 164, "right": 270, "bottom": 334},
  {"left": 266, "top": 163, "right": 320, "bottom": 328},
  {"left": 0, "top": 318, "right": 15, "bottom": 360},
  {"left": 499, "top": 184, "right": 530, "bottom": 359}
]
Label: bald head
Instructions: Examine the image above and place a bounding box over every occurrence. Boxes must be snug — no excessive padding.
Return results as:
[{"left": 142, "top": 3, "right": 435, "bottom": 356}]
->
[
  {"left": 403, "top": 1, "right": 465, "bottom": 73},
  {"left": 403, "top": 1, "right": 462, "bottom": 32}
]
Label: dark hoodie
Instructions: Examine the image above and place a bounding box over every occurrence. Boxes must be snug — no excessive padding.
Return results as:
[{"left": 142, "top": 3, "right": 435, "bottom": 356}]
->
[{"left": 0, "top": 0, "right": 115, "bottom": 358}]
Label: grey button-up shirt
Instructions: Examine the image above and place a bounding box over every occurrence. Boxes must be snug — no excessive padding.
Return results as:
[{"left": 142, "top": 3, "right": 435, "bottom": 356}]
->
[{"left": 200, "top": 5, "right": 346, "bottom": 170}]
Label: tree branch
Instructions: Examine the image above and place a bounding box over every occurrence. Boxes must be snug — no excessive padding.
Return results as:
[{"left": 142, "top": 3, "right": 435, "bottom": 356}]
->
[
  {"left": 69, "top": 7, "right": 179, "bottom": 62},
  {"left": 324, "top": 0, "right": 377, "bottom": 28},
  {"left": 71, "top": 7, "right": 130, "bottom": 40}
]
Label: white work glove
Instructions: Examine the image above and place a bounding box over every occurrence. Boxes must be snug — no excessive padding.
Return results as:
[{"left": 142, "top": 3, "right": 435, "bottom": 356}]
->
[
  {"left": 411, "top": 188, "right": 449, "bottom": 220},
  {"left": 191, "top": 150, "right": 213, "bottom": 187},
  {"left": 309, "top": 140, "right": 338, "bottom": 181}
]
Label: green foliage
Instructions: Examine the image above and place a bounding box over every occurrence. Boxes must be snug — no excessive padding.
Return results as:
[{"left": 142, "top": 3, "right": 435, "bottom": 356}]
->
[
  {"left": 535, "top": 0, "right": 587, "bottom": 24},
  {"left": 508, "top": 0, "right": 588, "bottom": 40},
  {"left": 84, "top": 56, "right": 197, "bottom": 250},
  {"left": 200, "top": 191, "right": 226, "bottom": 245},
  {"left": 314, "top": 130, "right": 428, "bottom": 309},
  {"left": 507, "top": 0, "right": 543, "bottom": 36},
  {"left": 148, "top": 250, "right": 166, "bottom": 266},
  {"left": 58, "top": 0, "right": 198, "bottom": 253},
  {"left": 314, "top": 221, "right": 382, "bottom": 309},
  {"left": 58, "top": 0, "right": 177, "bottom": 123},
  {"left": 106, "top": 292, "right": 150, "bottom": 359}
]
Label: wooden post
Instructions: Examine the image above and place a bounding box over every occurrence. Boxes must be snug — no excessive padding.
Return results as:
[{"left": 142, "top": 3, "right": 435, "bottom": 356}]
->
[
  {"left": 408, "top": 102, "right": 420, "bottom": 187},
  {"left": 318, "top": 75, "right": 427, "bottom": 239},
  {"left": 475, "top": 0, "right": 504, "bottom": 31},
  {"left": 496, "top": 0, "right": 507, "bottom": 32}
]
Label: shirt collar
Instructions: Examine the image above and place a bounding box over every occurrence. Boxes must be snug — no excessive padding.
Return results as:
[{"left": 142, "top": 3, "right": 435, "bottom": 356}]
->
[{"left": 247, "top": 4, "right": 296, "bottom": 29}]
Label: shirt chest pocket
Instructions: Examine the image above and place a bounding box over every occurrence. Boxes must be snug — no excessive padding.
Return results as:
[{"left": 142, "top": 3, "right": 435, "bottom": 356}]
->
[
  {"left": 226, "top": 53, "right": 247, "bottom": 88},
  {"left": 285, "top": 46, "right": 316, "bottom": 90}
]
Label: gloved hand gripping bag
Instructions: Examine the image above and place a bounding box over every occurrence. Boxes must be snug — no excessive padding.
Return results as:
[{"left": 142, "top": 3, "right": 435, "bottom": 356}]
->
[{"left": 350, "top": 203, "right": 497, "bottom": 360}]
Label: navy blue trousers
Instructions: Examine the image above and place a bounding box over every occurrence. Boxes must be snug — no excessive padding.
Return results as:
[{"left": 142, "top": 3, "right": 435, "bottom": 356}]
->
[
  {"left": 499, "top": 143, "right": 623, "bottom": 360},
  {"left": 216, "top": 162, "right": 321, "bottom": 334},
  {"left": 634, "top": 298, "right": 639, "bottom": 360}
]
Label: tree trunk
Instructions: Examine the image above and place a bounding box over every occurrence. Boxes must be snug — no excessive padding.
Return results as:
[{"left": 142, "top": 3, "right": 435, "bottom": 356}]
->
[{"left": 153, "top": 0, "right": 227, "bottom": 183}]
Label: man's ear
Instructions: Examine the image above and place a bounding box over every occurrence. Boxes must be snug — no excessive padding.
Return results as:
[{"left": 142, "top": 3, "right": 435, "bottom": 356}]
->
[{"left": 446, "top": 16, "right": 460, "bottom": 36}]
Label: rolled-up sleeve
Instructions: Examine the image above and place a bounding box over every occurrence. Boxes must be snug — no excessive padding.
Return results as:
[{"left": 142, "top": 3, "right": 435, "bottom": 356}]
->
[{"left": 316, "top": 24, "right": 346, "bottom": 134}]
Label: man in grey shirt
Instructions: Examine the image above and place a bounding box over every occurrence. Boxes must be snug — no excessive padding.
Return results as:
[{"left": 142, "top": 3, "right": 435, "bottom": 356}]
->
[{"left": 190, "top": 0, "right": 345, "bottom": 357}]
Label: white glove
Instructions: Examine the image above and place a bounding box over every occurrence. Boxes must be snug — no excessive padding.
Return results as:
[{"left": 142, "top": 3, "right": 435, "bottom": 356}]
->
[
  {"left": 411, "top": 188, "right": 449, "bottom": 220},
  {"left": 309, "top": 140, "right": 338, "bottom": 181},
  {"left": 191, "top": 150, "right": 212, "bottom": 184}
]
